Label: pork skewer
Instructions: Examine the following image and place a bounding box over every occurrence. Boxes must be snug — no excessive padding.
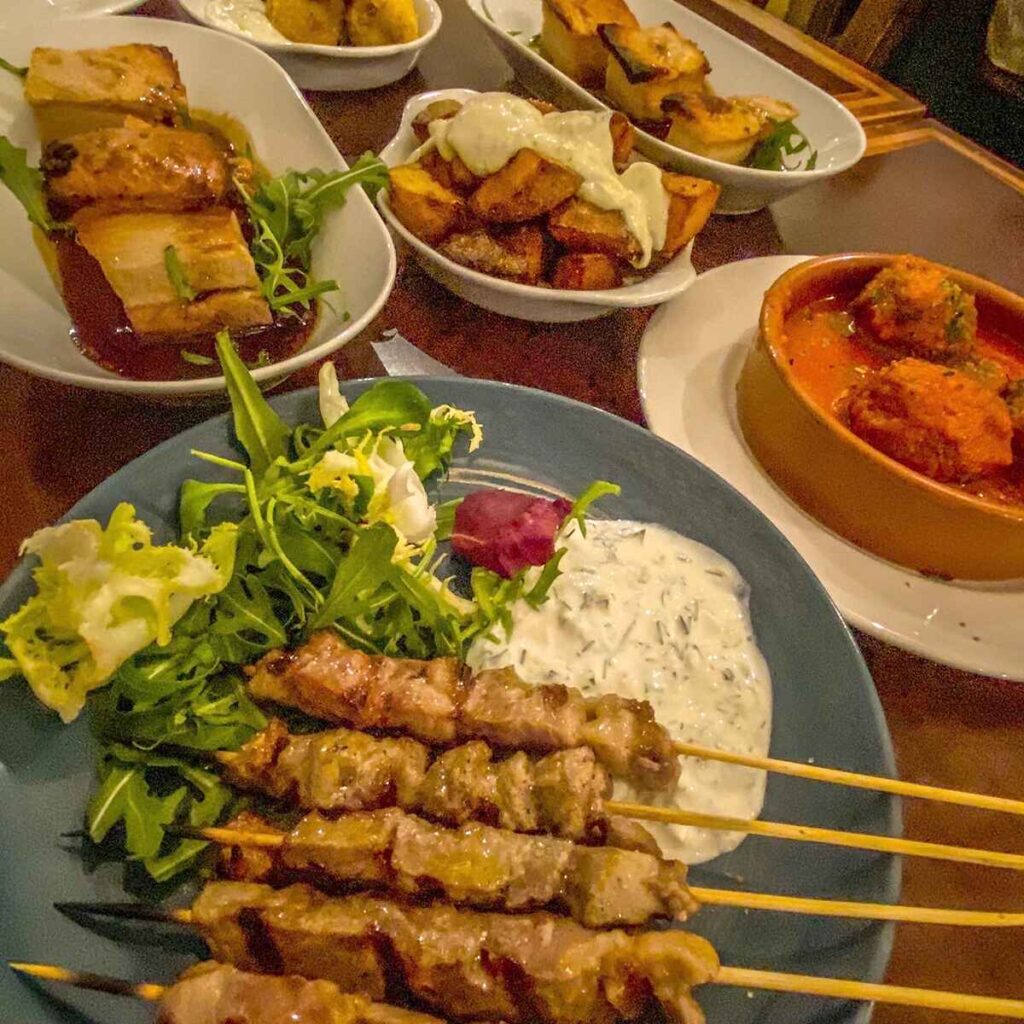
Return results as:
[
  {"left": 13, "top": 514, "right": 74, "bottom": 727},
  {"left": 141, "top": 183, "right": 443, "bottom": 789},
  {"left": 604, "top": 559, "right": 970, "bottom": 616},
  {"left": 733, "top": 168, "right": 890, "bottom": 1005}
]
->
[
  {"left": 218, "top": 719, "right": 658, "bottom": 852},
  {"left": 167, "top": 807, "right": 696, "bottom": 928},
  {"left": 41, "top": 896, "right": 1024, "bottom": 1020},
  {"left": 245, "top": 632, "right": 680, "bottom": 791},
  {"left": 8, "top": 960, "right": 454, "bottom": 1024}
]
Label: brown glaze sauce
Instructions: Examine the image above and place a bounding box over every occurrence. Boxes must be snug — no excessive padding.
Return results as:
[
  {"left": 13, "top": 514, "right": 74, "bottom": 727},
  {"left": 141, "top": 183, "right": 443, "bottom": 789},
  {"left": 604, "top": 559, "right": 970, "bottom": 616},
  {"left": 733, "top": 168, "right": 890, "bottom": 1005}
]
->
[
  {"left": 48, "top": 109, "right": 316, "bottom": 382},
  {"left": 782, "top": 287, "right": 1024, "bottom": 508}
]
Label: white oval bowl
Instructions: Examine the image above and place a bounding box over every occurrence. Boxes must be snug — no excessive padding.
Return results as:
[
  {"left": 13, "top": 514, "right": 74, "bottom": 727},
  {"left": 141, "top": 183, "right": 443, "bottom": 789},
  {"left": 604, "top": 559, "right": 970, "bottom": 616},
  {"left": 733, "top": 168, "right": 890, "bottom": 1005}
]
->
[
  {"left": 377, "top": 88, "right": 697, "bottom": 323},
  {"left": 465, "top": 0, "right": 866, "bottom": 214},
  {"left": 0, "top": 0, "right": 145, "bottom": 32},
  {"left": 0, "top": 16, "right": 396, "bottom": 398},
  {"left": 174, "top": 0, "right": 442, "bottom": 91}
]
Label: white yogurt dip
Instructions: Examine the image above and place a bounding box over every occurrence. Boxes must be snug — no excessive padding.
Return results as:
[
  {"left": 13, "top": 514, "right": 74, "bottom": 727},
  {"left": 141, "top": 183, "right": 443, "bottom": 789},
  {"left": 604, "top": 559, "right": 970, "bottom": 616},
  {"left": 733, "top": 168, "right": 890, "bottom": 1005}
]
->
[
  {"left": 205, "top": 0, "right": 291, "bottom": 43},
  {"left": 468, "top": 519, "right": 772, "bottom": 863}
]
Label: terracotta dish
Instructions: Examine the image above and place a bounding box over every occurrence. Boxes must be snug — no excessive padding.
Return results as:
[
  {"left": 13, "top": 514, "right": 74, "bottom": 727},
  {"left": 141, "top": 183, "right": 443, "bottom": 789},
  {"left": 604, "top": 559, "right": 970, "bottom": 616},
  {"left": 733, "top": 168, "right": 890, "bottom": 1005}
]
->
[{"left": 737, "top": 253, "right": 1024, "bottom": 580}]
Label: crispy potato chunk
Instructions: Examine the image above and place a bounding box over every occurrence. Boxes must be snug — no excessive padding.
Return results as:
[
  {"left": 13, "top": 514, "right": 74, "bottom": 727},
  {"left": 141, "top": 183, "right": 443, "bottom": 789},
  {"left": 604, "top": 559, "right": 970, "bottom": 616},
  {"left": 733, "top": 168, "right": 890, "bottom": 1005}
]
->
[
  {"left": 660, "top": 172, "right": 720, "bottom": 257},
  {"left": 421, "top": 149, "right": 480, "bottom": 195},
  {"left": 552, "top": 252, "right": 622, "bottom": 290},
  {"left": 389, "top": 163, "right": 465, "bottom": 244},
  {"left": 346, "top": 0, "right": 420, "bottom": 45},
  {"left": 469, "top": 149, "right": 582, "bottom": 223},
  {"left": 439, "top": 225, "right": 546, "bottom": 284},
  {"left": 548, "top": 197, "right": 640, "bottom": 261},
  {"left": 540, "top": 0, "right": 638, "bottom": 88},
  {"left": 609, "top": 112, "right": 634, "bottom": 169},
  {"left": 265, "top": 0, "right": 345, "bottom": 44},
  {"left": 411, "top": 99, "right": 463, "bottom": 143},
  {"left": 845, "top": 358, "right": 1013, "bottom": 483}
]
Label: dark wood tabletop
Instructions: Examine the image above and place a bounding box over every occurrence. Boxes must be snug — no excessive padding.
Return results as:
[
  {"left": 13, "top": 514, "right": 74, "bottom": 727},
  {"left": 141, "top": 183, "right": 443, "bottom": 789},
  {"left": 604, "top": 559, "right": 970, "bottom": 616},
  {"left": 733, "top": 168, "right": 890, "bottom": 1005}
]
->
[{"left": 4, "top": 1, "right": 1024, "bottom": 1020}]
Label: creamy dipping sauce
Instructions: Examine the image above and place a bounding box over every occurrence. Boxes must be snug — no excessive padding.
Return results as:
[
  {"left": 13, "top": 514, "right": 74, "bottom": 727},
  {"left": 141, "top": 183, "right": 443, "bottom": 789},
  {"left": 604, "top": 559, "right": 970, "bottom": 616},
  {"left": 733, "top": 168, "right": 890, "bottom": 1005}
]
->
[
  {"left": 205, "top": 0, "right": 290, "bottom": 43},
  {"left": 468, "top": 519, "right": 772, "bottom": 864},
  {"left": 428, "top": 94, "right": 669, "bottom": 268}
]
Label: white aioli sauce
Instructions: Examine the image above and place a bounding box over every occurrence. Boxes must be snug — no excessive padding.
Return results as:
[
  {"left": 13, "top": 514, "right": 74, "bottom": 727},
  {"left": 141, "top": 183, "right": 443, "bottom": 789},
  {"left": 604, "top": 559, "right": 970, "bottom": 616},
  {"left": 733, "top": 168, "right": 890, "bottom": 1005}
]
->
[
  {"left": 468, "top": 520, "right": 773, "bottom": 864},
  {"left": 205, "top": 0, "right": 290, "bottom": 43},
  {"left": 429, "top": 93, "right": 669, "bottom": 268}
]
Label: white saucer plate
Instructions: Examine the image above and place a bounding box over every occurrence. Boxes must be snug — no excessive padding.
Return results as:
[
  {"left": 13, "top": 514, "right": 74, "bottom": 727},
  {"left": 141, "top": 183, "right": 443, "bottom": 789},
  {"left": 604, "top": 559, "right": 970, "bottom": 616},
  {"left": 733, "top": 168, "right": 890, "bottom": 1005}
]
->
[{"left": 638, "top": 254, "right": 1024, "bottom": 680}]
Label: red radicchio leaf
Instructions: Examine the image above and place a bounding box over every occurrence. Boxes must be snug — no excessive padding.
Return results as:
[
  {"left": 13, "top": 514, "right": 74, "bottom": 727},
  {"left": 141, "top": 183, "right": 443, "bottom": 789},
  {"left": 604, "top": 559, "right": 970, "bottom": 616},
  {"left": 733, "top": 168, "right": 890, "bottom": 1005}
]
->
[{"left": 452, "top": 489, "right": 573, "bottom": 578}]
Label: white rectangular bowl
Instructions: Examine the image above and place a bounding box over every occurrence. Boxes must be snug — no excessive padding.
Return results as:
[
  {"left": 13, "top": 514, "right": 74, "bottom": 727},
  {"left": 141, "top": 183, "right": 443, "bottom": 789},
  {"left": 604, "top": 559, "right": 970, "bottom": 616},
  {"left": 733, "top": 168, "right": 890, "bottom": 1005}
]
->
[
  {"left": 0, "top": 16, "right": 396, "bottom": 397},
  {"left": 466, "top": 0, "right": 867, "bottom": 213}
]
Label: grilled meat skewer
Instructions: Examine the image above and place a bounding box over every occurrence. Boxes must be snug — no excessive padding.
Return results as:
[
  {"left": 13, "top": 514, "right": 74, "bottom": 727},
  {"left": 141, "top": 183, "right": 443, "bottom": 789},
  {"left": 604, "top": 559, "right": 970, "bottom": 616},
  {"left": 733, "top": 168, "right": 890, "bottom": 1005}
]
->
[
  {"left": 219, "top": 719, "right": 659, "bottom": 853},
  {"left": 208, "top": 807, "right": 696, "bottom": 928},
  {"left": 246, "top": 632, "right": 680, "bottom": 791},
  {"left": 191, "top": 881, "right": 718, "bottom": 1024},
  {"left": 161, "top": 962, "right": 454, "bottom": 1024}
]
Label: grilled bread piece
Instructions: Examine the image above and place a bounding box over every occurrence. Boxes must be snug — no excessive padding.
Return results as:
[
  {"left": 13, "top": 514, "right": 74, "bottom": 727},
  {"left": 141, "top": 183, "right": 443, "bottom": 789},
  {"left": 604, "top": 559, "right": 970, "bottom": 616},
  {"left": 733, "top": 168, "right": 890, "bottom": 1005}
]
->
[
  {"left": 72, "top": 207, "right": 270, "bottom": 338},
  {"left": 25, "top": 44, "right": 186, "bottom": 141},
  {"left": 41, "top": 119, "right": 230, "bottom": 216},
  {"left": 265, "top": 0, "right": 346, "bottom": 44},
  {"left": 600, "top": 24, "right": 709, "bottom": 122},
  {"left": 665, "top": 93, "right": 800, "bottom": 164},
  {"left": 540, "top": 0, "right": 639, "bottom": 88},
  {"left": 346, "top": 0, "right": 419, "bottom": 45}
]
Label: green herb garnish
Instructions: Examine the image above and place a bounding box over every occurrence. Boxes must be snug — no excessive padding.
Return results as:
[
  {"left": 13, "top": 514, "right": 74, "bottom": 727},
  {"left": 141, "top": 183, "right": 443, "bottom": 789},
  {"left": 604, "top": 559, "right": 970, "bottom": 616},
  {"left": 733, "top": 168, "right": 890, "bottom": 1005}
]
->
[
  {"left": 0, "top": 137, "right": 61, "bottom": 233},
  {"left": 181, "top": 349, "right": 215, "bottom": 366},
  {"left": 164, "top": 244, "right": 197, "bottom": 302},
  {"left": 0, "top": 56, "right": 27, "bottom": 79},
  {"left": 748, "top": 120, "right": 818, "bottom": 172}
]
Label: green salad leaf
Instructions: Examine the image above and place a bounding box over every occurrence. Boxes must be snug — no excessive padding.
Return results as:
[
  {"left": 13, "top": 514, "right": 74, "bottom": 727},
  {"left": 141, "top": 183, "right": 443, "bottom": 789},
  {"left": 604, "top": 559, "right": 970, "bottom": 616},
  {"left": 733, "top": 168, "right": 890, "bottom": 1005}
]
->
[
  {"left": 0, "top": 136, "right": 61, "bottom": 234},
  {"left": 748, "top": 120, "right": 818, "bottom": 172},
  {"left": 164, "top": 245, "right": 197, "bottom": 302},
  {"left": 0, "top": 57, "right": 27, "bottom": 79}
]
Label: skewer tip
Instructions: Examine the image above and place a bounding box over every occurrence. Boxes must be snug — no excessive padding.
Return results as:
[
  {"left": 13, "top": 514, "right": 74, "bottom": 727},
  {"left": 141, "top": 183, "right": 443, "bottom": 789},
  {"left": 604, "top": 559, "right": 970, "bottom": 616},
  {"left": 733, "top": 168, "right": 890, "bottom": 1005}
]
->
[
  {"left": 53, "top": 900, "right": 189, "bottom": 924},
  {"left": 8, "top": 961, "right": 165, "bottom": 1001}
]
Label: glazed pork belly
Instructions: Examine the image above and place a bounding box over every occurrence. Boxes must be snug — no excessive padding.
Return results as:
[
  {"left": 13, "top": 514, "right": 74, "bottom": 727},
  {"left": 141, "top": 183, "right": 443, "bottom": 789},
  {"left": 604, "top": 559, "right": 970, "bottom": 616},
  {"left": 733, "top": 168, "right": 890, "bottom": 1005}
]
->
[
  {"left": 246, "top": 631, "right": 680, "bottom": 791},
  {"left": 192, "top": 881, "right": 719, "bottom": 1024},
  {"left": 25, "top": 44, "right": 187, "bottom": 141},
  {"left": 72, "top": 206, "right": 271, "bottom": 338},
  {"left": 218, "top": 718, "right": 657, "bottom": 851},
  {"left": 41, "top": 119, "right": 230, "bottom": 216},
  {"left": 211, "top": 807, "right": 696, "bottom": 928},
  {"left": 158, "top": 962, "right": 451, "bottom": 1024}
]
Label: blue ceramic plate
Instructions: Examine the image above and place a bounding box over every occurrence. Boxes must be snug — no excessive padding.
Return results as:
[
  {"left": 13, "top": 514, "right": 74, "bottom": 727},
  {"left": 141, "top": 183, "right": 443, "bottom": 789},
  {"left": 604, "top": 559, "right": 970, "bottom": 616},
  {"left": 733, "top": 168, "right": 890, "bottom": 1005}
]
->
[{"left": 0, "top": 378, "right": 900, "bottom": 1024}]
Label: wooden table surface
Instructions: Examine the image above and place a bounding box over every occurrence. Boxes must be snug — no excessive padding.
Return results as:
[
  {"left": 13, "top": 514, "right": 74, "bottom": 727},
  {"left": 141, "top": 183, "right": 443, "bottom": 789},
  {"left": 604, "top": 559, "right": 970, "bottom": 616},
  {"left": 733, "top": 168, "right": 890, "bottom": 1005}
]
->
[{"left": 4, "top": 1, "right": 1024, "bottom": 1020}]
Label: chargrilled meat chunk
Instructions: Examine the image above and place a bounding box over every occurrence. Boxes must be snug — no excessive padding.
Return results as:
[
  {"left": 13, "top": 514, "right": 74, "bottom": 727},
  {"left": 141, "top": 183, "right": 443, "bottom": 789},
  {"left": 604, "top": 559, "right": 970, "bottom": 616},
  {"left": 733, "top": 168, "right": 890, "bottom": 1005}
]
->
[
  {"left": 246, "top": 632, "right": 679, "bottom": 791},
  {"left": 219, "top": 721, "right": 654, "bottom": 850},
  {"left": 216, "top": 808, "right": 697, "bottom": 928},
  {"left": 158, "top": 961, "right": 451, "bottom": 1024},
  {"left": 192, "top": 881, "right": 719, "bottom": 1024}
]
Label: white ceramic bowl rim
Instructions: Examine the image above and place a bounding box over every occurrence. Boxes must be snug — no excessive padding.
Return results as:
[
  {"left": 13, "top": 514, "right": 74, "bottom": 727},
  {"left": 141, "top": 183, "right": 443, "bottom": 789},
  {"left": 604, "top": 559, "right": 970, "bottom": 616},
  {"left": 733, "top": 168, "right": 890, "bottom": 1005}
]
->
[
  {"left": 0, "top": 15, "right": 397, "bottom": 396},
  {"left": 467, "top": 0, "right": 867, "bottom": 184},
  {"left": 378, "top": 88, "right": 698, "bottom": 310},
  {"left": 188, "top": 0, "right": 443, "bottom": 57}
]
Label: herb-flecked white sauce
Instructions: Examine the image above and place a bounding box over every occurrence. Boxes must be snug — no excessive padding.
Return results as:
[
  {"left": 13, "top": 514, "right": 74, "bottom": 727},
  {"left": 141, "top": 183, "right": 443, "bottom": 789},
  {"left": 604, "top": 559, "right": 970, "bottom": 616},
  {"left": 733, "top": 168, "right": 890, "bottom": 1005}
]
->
[{"left": 468, "top": 519, "right": 772, "bottom": 864}]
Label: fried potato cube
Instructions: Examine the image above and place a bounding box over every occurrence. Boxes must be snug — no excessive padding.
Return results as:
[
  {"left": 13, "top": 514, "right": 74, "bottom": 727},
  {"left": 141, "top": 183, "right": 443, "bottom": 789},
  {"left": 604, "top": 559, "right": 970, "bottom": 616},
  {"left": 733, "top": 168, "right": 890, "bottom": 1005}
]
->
[
  {"left": 25, "top": 44, "right": 187, "bottom": 141},
  {"left": 388, "top": 163, "right": 465, "bottom": 244},
  {"left": 411, "top": 99, "right": 463, "bottom": 142},
  {"left": 541, "top": 0, "right": 638, "bottom": 88},
  {"left": 609, "top": 112, "right": 634, "bottom": 169},
  {"left": 659, "top": 172, "right": 719, "bottom": 257},
  {"left": 600, "top": 24, "right": 709, "bottom": 122},
  {"left": 548, "top": 197, "right": 640, "bottom": 261},
  {"left": 552, "top": 252, "right": 623, "bottom": 290},
  {"left": 346, "top": 0, "right": 420, "bottom": 46},
  {"left": 439, "top": 225, "right": 546, "bottom": 284},
  {"left": 265, "top": 0, "right": 345, "bottom": 44},
  {"left": 469, "top": 149, "right": 582, "bottom": 223},
  {"left": 420, "top": 149, "right": 479, "bottom": 195}
]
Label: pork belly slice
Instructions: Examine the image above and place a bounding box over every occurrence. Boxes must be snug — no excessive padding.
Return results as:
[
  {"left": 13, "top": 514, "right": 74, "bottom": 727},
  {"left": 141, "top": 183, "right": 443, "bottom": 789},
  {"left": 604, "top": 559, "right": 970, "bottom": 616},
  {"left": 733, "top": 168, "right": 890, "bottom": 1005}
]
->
[
  {"left": 72, "top": 207, "right": 271, "bottom": 338},
  {"left": 42, "top": 119, "right": 230, "bottom": 215},
  {"left": 25, "top": 44, "right": 187, "bottom": 141}
]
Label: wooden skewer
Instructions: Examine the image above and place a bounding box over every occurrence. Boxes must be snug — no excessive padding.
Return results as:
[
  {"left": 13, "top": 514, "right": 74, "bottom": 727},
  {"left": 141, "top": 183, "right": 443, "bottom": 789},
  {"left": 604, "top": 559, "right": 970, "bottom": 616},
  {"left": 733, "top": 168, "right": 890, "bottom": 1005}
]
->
[
  {"left": 12, "top": 960, "right": 1024, "bottom": 1019},
  {"left": 605, "top": 801, "right": 1024, "bottom": 871},
  {"left": 673, "top": 741, "right": 1024, "bottom": 817}
]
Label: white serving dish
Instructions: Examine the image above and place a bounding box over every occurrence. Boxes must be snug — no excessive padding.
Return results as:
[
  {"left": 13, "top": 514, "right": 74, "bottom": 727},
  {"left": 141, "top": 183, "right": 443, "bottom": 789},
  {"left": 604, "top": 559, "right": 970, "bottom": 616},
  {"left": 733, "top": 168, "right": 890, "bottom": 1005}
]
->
[
  {"left": 377, "top": 88, "right": 698, "bottom": 323},
  {"left": 175, "top": 0, "right": 442, "bottom": 91},
  {"left": 0, "top": 0, "right": 144, "bottom": 32},
  {"left": 0, "top": 16, "right": 396, "bottom": 399},
  {"left": 465, "top": 0, "right": 867, "bottom": 214}
]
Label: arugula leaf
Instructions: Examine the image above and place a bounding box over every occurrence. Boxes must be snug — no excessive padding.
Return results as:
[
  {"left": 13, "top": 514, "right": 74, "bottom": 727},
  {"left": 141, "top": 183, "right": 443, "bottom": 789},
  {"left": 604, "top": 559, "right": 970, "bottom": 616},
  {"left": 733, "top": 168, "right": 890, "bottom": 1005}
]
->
[
  {"left": 0, "top": 137, "right": 59, "bottom": 234},
  {"left": 164, "top": 245, "right": 197, "bottom": 302},
  {"left": 748, "top": 121, "right": 818, "bottom": 172},
  {"left": 310, "top": 380, "right": 434, "bottom": 457},
  {"left": 181, "top": 349, "right": 215, "bottom": 366},
  {"left": 0, "top": 57, "right": 27, "bottom": 78},
  {"left": 565, "top": 480, "right": 620, "bottom": 537},
  {"left": 311, "top": 524, "right": 398, "bottom": 630},
  {"left": 215, "top": 331, "right": 291, "bottom": 476}
]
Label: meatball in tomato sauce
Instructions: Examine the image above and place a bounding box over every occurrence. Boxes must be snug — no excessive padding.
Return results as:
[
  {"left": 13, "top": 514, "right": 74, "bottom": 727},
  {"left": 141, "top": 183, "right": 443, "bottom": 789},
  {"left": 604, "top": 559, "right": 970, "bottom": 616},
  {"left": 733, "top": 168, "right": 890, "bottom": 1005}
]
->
[{"left": 845, "top": 358, "right": 1013, "bottom": 483}]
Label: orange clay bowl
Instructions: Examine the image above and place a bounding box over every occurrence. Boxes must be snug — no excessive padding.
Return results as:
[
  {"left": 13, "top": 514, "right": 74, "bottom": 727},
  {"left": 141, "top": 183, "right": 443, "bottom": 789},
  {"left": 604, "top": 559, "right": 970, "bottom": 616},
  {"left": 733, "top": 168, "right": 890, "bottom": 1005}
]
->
[{"left": 737, "top": 253, "right": 1024, "bottom": 581}]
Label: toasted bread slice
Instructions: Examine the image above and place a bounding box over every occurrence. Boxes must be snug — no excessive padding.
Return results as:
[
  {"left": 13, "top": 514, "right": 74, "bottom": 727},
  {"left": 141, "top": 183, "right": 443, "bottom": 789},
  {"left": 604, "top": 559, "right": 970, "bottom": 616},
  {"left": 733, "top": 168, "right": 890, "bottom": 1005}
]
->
[
  {"left": 664, "top": 93, "right": 764, "bottom": 164},
  {"left": 600, "top": 24, "right": 709, "bottom": 122},
  {"left": 540, "top": 0, "right": 638, "bottom": 88},
  {"left": 468, "top": 148, "right": 582, "bottom": 223},
  {"left": 25, "top": 44, "right": 187, "bottom": 141}
]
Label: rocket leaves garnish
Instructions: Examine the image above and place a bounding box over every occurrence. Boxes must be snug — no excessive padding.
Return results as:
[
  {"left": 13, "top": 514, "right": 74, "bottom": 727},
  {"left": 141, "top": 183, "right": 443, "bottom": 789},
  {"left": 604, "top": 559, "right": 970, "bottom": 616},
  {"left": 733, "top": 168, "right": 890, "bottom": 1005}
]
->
[
  {"left": 0, "top": 136, "right": 63, "bottom": 234},
  {"left": 747, "top": 120, "right": 818, "bottom": 172},
  {"left": 0, "top": 56, "right": 27, "bottom": 78}
]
